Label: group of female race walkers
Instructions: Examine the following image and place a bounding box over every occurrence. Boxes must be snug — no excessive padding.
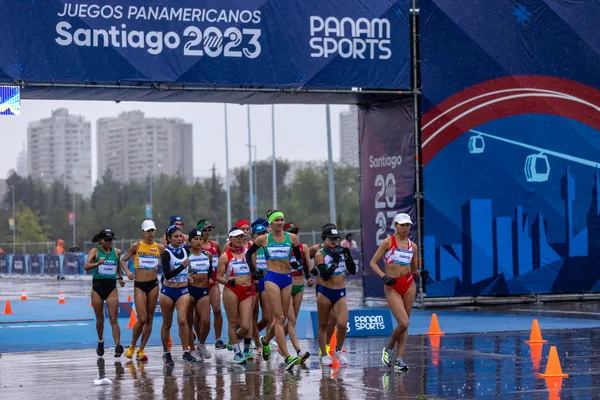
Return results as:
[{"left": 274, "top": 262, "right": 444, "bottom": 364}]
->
[{"left": 85, "top": 210, "right": 419, "bottom": 372}]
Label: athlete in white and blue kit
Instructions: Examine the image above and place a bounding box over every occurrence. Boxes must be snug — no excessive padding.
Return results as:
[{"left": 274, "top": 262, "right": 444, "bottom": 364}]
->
[{"left": 159, "top": 225, "right": 196, "bottom": 365}]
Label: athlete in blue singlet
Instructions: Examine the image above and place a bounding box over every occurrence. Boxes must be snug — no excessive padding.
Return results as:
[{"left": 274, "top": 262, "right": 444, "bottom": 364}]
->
[{"left": 314, "top": 226, "right": 357, "bottom": 367}]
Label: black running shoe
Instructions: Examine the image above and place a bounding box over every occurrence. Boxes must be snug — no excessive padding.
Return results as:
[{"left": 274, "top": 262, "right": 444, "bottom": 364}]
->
[
  {"left": 215, "top": 338, "right": 226, "bottom": 350},
  {"left": 96, "top": 341, "right": 105, "bottom": 357},
  {"left": 115, "top": 344, "right": 124, "bottom": 357},
  {"left": 182, "top": 351, "right": 197, "bottom": 363},
  {"left": 163, "top": 352, "right": 175, "bottom": 366}
]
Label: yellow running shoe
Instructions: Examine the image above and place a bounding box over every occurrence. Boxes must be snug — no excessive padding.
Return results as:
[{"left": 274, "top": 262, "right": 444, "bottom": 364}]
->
[
  {"left": 125, "top": 346, "right": 135, "bottom": 359},
  {"left": 318, "top": 344, "right": 331, "bottom": 356},
  {"left": 136, "top": 349, "right": 148, "bottom": 361}
]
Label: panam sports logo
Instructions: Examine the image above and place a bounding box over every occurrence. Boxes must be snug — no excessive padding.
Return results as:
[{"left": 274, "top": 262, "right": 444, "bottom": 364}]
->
[
  {"left": 309, "top": 16, "right": 391, "bottom": 60},
  {"left": 353, "top": 315, "right": 386, "bottom": 331}
]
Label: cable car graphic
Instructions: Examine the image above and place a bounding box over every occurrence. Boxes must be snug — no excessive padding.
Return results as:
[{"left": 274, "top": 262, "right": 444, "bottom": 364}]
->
[
  {"left": 468, "top": 135, "right": 485, "bottom": 154},
  {"left": 466, "top": 129, "right": 599, "bottom": 183}
]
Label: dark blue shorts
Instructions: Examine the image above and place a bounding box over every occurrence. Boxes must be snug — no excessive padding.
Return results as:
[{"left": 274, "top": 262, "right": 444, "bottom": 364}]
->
[
  {"left": 264, "top": 270, "right": 292, "bottom": 290},
  {"left": 160, "top": 285, "right": 189, "bottom": 303},
  {"left": 188, "top": 285, "right": 209, "bottom": 301},
  {"left": 316, "top": 284, "right": 346, "bottom": 306}
]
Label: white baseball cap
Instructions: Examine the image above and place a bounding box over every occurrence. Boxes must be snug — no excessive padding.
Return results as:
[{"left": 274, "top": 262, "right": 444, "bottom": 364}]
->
[
  {"left": 393, "top": 213, "right": 413, "bottom": 225},
  {"left": 228, "top": 228, "right": 245, "bottom": 238},
  {"left": 141, "top": 219, "right": 157, "bottom": 231}
]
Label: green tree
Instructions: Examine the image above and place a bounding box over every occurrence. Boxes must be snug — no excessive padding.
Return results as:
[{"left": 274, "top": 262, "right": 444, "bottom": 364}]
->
[{"left": 16, "top": 204, "right": 49, "bottom": 243}]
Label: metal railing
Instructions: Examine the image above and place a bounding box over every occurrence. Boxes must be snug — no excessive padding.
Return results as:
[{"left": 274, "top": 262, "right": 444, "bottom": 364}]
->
[{"left": 0, "top": 242, "right": 55, "bottom": 254}]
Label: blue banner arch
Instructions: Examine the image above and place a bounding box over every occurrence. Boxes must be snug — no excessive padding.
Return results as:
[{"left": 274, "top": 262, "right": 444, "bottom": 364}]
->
[{"left": 0, "top": 0, "right": 412, "bottom": 103}]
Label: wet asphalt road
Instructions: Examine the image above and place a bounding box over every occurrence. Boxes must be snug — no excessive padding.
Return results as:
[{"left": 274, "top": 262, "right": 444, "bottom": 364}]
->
[
  {"left": 1, "top": 329, "right": 598, "bottom": 399},
  {"left": 2, "top": 276, "right": 600, "bottom": 398}
]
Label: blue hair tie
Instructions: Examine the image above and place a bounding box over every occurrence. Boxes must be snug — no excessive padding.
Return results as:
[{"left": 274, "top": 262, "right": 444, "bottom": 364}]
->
[{"left": 166, "top": 225, "right": 181, "bottom": 237}]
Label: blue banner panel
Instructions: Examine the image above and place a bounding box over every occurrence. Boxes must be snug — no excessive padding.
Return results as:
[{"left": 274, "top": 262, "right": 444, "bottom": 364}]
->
[
  {"left": 310, "top": 308, "right": 393, "bottom": 338},
  {"left": 0, "top": 254, "right": 8, "bottom": 274},
  {"left": 64, "top": 253, "right": 84, "bottom": 275},
  {"left": 11, "top": 254, "right": 26, "bottom": 275},
  {"left": 0, "top": 0, "right": 410, "bottom": 90},
  {"left": 28, "top": 255, "right": 43, "bottom": 275},
  {"left": 421, "top": 0, "right": 600, "bottom": 296},
  {"left": 44, "top": 255, "right": 62, "bottom": 276},
  {"left": 359, "top": 98, "right": 415, "bottom": 299}
]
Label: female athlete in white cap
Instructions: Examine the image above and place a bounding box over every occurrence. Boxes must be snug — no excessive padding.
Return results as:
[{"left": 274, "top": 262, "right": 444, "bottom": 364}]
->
[{"left": 369, "top": 213, "right": 420, "bottom": 371}]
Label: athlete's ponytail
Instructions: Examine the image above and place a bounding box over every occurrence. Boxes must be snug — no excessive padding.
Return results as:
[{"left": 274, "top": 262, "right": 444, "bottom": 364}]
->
[{"left": 92, "top": 234, "right": 101, "bottom": 243}]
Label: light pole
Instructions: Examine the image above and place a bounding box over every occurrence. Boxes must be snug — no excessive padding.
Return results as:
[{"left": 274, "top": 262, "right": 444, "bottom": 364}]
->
[
  {"left": 247, "top": 105, "right": 255, "bottom": 221},
  {"left": 72, "top": 189, "right": 76, "bottom": 248},
  {"left": 148, "top": 174, "right": 153, "bottom": 219},
  {"left": 326, "top": 104, "right": 337, "bottom": 224},
  {"left": 9, "top": 185, "right": 15, "bottom": 254},
  {"left": 224, "top": 104, "right": 232, "bottom": 229},
  {"left": 271, "top": 104, "right": 277, "bottom": 208},
  {"left": 246, "top": 144, "right": 258, "bottom": 215},
  {"left": 147, "top": 163, "right": 162, "bottom": 219}
]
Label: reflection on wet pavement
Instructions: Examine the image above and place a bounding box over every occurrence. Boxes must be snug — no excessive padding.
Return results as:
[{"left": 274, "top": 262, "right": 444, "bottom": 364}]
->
[
  {"left": 2, "top": 330, "right": 599, "bottom": 399},
  {"left": 3, "top": 278, "right": 600, "bottom": 398}
]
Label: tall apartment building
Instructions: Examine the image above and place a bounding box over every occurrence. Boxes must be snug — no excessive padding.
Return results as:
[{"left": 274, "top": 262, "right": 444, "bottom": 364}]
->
[
  {"left": 97, "top": 111, "right": 193, "bottom": 184},
  {"left": 339, "top": 106, "right": 359, "bottom": 167},
  {"left": 27, "top": 109, "right": 92, "bottom": 197}
]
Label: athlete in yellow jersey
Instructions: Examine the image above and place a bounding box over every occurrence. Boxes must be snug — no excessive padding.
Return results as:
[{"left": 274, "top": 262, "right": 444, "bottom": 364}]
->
[{"left": 121, "top": 219, "right": 165, "bottom": 361}]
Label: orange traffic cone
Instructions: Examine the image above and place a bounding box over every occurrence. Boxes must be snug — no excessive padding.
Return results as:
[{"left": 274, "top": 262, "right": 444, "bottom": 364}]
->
[
  {"left": 57, "top": 291, "right": 66, "bottom": 304},
  {"left": 3, "top": 300, "right": 13, "bottom": 315},
  {"left": 20, "top": 289, "right": 28, "bottom": 301},
  {"left": 525, "top": 319, "right": 547, "bottom": 344},
  {"left": 329, "top": 328, "right": 337, "bottom": 355},
  {"left": 127, "top": 295, "right": 132, "bottom": 302},
  {"left": 127, "top": 309, "right": 137, "bottom": 329},
  {"left": 539, "top": 346, "right": 568, "bottom": 378},
  {"left": 425, "top": 313, "right": 445, "bottom": 336},
  {"left": 168, "top": 336, "right": 173, "bottom": 347},
  {"left": 89, "top": 301, "right": 93, "bottom": 307}
]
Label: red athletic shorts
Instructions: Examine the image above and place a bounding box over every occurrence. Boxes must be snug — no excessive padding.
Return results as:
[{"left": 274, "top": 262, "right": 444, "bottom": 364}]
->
[
  {"left": 387, "top": 273, "right": 414, "bottom": 296},
  {"left": 208, "top": 270, "right": 218, "bottom": 290},
  {"left": 226, "top": 284, "right": 254, "bottom": 303}
]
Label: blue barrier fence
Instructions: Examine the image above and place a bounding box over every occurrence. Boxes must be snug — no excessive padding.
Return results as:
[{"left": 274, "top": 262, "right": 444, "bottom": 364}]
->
[
  {"left": 0, "top": 253, "right": 136, "bottom": 276},
  {"left": 0, "top": 253, "right": 362, "bottom": 281}
]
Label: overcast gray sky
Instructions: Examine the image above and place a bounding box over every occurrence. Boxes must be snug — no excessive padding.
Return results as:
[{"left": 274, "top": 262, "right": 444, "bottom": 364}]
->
[{"left": 2, "top": 101, "right": 349, "bottom": 183}]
